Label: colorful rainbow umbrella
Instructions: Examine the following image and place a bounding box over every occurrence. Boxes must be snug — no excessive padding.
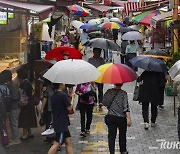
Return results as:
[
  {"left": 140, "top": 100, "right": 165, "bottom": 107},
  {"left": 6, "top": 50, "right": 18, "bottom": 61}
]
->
[
  {"left": 95, "top": 63, "right": 137, "bottom": 84},
  {"left": 68, "top": 4, "right": 89, "bottom": 17},
  {"left": 100, "top": 22, "right": 121, "bottom": 29}
]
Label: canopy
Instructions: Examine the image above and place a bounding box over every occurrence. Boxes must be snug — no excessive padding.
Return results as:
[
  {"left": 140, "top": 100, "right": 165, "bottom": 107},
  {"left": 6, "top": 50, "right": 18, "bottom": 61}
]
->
[
  {"left": 0, "top": 0, "right": 54, "bottom": 20},
  {"left": 133, "top": 10, "right": 163, "bottom": 26}
]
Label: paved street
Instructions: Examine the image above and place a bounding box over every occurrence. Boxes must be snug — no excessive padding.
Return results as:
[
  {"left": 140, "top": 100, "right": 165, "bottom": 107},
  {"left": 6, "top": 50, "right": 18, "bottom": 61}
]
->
[{"left": 1, "top": 51, "right": 180, "bottom": 154}]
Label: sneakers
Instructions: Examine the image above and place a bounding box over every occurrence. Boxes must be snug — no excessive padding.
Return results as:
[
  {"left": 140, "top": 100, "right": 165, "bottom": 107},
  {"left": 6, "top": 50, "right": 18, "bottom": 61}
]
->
[
  {"left": 158, "top": 105, "right": 164, "bottom": 109},
  {"left": 80, "top": 132, "right": 86, "bottom": 137},
  {"left": 151, "top": 123, "right": 157, "bottom": 127},
  {"left": 144, "top": 122, "right": 149, "bottom": 130},
  {"left": 41, "top": 128, "right": 55, "bottom": 136},
  {"left": 9, "top": 140, "right": 21, "bottom": 146}
]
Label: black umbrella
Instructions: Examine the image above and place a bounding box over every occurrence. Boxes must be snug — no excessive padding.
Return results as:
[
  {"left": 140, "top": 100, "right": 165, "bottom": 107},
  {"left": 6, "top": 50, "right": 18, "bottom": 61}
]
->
[
  {"left": 129, "top": 56, "right": 168, "bottom": 72},
  {"left": 120, "top": 27, "right": 136, "bottom": 33},
  {"left": 144, "top": 49, "right": 169, "bottom": 56},
  {"left": 83, "top": 38, "right": 121, "bottom": 51}
]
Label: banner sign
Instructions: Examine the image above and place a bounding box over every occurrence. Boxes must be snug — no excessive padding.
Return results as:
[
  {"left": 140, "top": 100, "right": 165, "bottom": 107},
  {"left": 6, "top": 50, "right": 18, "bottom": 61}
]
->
[{"left": 0, "top": 12, "right": 7, "bottom": 25}]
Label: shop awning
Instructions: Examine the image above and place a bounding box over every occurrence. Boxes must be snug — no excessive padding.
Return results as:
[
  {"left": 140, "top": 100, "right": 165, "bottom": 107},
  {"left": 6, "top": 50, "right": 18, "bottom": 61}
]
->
[
  {"left": 151, "top": 9, "right": 180, "bottom": 28},
  {"left": 0, "top": 0, "right": 54, "bottom": 20},
  {"left": 84, "top": 4, "right": 111, "bottom": 13}
]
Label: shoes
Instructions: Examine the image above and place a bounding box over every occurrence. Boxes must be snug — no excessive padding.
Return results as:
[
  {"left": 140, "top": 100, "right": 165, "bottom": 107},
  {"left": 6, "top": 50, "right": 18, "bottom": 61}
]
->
[
  {"left": 9, "top": 140, "right": 21, "bottom": 146},
  {"left": 144, "top": 122, "right": 149, "bottom": 130},
  {"left": 151, "top": 123, "right": 157, "bottom": 127},
  {"left": 121, "top": 151, "right": 128, "bottom": 154},
  {"left": 99, "top": 103, "right": 103, "bottom": 111},
  {"left": 41, "top": 128, "right": 55, "bottom": 136},
  {"left": 80, "top": 132, "right": 86, "bottom": 137},
  {"left": 20, "top": 137, "right": 28, "bottom": 140},
  {"left": 85, "top": 130, "right": 90, "bottom": 135},
  {"left": 158, "top": 105, "right": 164, "bottom": 109}
]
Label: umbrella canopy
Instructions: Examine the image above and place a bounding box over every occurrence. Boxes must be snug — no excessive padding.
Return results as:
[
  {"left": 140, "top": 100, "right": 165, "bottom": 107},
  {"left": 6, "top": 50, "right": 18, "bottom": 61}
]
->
[
  {"left": 80, "top": 24, "right": 93, "bottom": 30},
  {"left": 88, "top": 19, "right": 101, "bottom": 25},
  {"left": 100, "top": 22, "right": 121, "bottom": 29},
  {"left": 43, "top": 59, "right": 100, "bottom": 84},
  {"left": 101, "top": 17, "right": 109, "bottom": 23},
  {"left": 34, "top": 59, "right": 53, "bottom": 74},
  {"left": 120, "top": 27, "right": 136, "bottom": 33},
  {"left": 141, "top": 49, "right": 171, "bottom": 61},
  {"left": 129, "top": 56, "right": 168, "bottom": 72},
  {"left": 128, "top": 25, "right": 141, "bottom": 31},
  {"left": 169, "top": 60, "right": 180, "bottom": 79},
  {"left": 87, "top": 24, "right": 101, "bottom": 32},
  {"left": 122, "top": 31, "right": 144, "bottom": 40},
  {"left": 68, "top": 4, "right": 89, "bottom": 17},
  {"left": 70, "top": 20, "right": 84, "bottom": 29},
  {"left": 88, "top": 31, "right": 102, "bottom": 39},
  {"left": 95, "top": 63, "right": 137, "bottom": 84},
  {"left": 45, "top": 46, "right": 82, "bottom": 61},
  {"left": 83, "top": 38, "right": 121, "bottom": 51},
  {"left": 110, "top": 17, "right": 120, "bottom": 22}
]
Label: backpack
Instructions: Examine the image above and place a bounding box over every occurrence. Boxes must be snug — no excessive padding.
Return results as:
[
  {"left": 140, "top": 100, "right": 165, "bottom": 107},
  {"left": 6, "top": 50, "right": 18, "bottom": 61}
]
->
[
  {"left": 0, "top": 87, "right": 11, "bottom": 113},
  {"left": 19, "top": 88, "right": 29, "bottom": 106}
]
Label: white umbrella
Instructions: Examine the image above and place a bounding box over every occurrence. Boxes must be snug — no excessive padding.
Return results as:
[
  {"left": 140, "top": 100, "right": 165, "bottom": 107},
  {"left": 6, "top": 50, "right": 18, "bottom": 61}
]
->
[
  {"left": 88, "top": 19, "right": 101, "bottom": 25},
  {"left": 101, "top": 17, "right": 109, "bottom": 23},
  {"left": 43, "top": 59, "right": 100, "bottom": 84},
  {"left": 70, "top": 20, "right": 84, "bottom": 29},
  {"left": 122, "top": 31, "right": 144, "bottom": 40},
  {"left": 110, "top": 17, "right": 120, "bottom": 22},
  {"left": 169, "top": 60, "right": 180, "bottom": 79},
  {"left": 128, "top": 25, "right": 141, "bottom": 31}
]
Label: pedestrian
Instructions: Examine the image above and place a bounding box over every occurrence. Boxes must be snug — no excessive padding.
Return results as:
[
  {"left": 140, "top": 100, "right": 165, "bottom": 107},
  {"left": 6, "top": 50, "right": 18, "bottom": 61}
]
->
[
  {"left": 75, "top": 82, "right": 96, "bottom": 137},
  {"left": 125, "top": 40, "right": 138, "bottom": 71},
  {"left": 2, "top": 70, "right": 21, "bottom": 146},
  {"left": 112, "top": 29, "right": 118, "bottom": 43},
  {"left": 104, "top": 29, "right": 113, "bottom": 62},
  {"left": 88, "top": 48, "right": 105, "bottom": 111},
  {"left": 173, "top": 81, "right": 180, "bottom": 141},
  {"left": 60, "top": 32, "right": 69, "bottom": 46},
  {"left": 40, "top": 79, "right": 54, "bottom": 143},
  {"left": 103, "top": 83, "right": 131, "bottom": 154},
  {"left": 48, "top": 83, "right": 74, "bottom": 154},
  {"left": 120, "top": 39, "right": 129, "bottom": 64},
  {"left": 80, "top": 29, "right": 89, "bottom": 55},
  {"left": 17, "top": 67, "right": 37, "bottom": 140},
  {"left": 137, "top": 70, "right": 162, "bottom": 129},
  {"left": 0, "top": 71, "right": 10, "bottom": 147}
]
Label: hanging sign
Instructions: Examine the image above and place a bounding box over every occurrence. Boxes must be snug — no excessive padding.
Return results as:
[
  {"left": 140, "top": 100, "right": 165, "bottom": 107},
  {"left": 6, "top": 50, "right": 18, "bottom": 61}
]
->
[{"left": 0, "top": 12, "right": 7, "bottom": 25}]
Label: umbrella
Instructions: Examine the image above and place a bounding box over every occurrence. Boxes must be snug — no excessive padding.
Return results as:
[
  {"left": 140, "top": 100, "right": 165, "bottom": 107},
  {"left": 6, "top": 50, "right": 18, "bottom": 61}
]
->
[
  {"left": 100, "top": 22, "right": 121, "bottom": 29},
  {"left": 43, "top": 59, "right": 100, "bottom": 84},
  {"left": 128, "top": 25, "right": 141, "bottom": 31},
  {"left": 120, "top": 27, "right": 136, "bottom": 33},
  {"left": 87, "top": 24, "right": 101, "bottom": 32},
  {"left": 68, "top": 4, "right": 89, "bottom": 17},
  {"left": 34, "top": 59, "right": 53, "bottom": 74},
  {"left": 110, "top": 17, "right": 120, "bottom": 22},
  {"left": 122, "top": 31, "right": 144, "bottom": 40},
  {"left": 80, "top": 24, "right": 93, "bottom": 30},
  {"left": 169, "top": 60, "right": 180, "bottom": 79},
  {"left": 95, "top": 63, "right": 137, "bottom": 84},
  {"left": 83, "top": 38, "right": 121, "bottom": 51},
  {"left": 70, "top": 20, "right": 84, "bottom": 29},
  {"left": 101, "top": 17, "right": 109, "bottom": 23},
  {"left": 88, "top": 19, "right": 101, "bottom": 25},
  {"left": 88, "top": 31, "right": 102, "bottom": 39},
  {"left": 141, "top": 49, "right": 171, "bottom": 61},
  {"left": 129, "top": 56, "right": 168, "bottom": 72},
  {"left": 45, "top": 46, "right": 82, "bottom": 61}
]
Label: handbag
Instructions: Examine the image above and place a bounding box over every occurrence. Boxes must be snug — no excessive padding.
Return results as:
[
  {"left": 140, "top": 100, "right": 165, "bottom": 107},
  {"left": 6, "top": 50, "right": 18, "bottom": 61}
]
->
[
  {"left": 133, "top": 81, "right": 141, "bottom": 101},
  {"left": 29, "top": 94, "right": 40, "bottom": 106}
]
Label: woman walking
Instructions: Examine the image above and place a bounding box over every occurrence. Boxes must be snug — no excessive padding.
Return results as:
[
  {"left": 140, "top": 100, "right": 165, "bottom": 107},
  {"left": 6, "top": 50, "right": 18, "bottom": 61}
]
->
[
  {"left": 103, "top": 84, "right": 131, "bottom": 154},
  {"left": 75, "top": 82, "right": 96, "bottom": 137}
]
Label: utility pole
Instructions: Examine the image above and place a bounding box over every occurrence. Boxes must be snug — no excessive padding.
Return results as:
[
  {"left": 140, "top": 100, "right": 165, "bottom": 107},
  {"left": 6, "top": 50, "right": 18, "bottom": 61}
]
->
[{"left": 173, "top": 0, "right": 179, "bottom": 53}]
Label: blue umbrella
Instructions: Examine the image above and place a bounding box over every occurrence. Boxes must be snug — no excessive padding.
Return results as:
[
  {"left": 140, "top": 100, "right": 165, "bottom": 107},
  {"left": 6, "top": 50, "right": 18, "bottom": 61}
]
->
[
  {"left": 80, "top": 24, "right": 93, "bottom": 29},
  {"left": 129, "top": 56, "right": 168, "bottom": 72}
]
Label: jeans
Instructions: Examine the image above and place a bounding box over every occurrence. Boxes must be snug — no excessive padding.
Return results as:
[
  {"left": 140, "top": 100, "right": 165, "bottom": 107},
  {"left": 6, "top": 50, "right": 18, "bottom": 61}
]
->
[
  {"left": 105, "top": 115, "right": 127, "bottom": 154},
  {"left": 79, "top": 103, "right": 94, "bottom": 132},
  {"left": 95, "top": 83, "right": 104, "bottom": 105},
  {"left": 178, "top": 107, "right": 180, "bottom": 141},
  {"left": 9, "top": 108, "right": 21, "bottom": 141},
  {"left": 142, "top": 102, "right": 158, "bottom": 123}
]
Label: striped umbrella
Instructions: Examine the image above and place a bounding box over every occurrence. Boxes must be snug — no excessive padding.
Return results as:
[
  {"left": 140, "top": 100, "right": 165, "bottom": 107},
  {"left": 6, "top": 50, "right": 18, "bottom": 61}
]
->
[
  {"left": 100, "top": 22, "right": 121, "bottom": 29},
  {"left": 95, "top": 63, "right": 137, "bottom": 84},
  {"left": 68, "top": 4, "right": 89, "bottom": 17}
]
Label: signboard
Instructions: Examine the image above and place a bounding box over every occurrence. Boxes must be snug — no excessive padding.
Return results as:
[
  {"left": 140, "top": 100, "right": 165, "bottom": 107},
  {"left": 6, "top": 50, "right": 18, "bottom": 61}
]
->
[{"left": 0, "top": 12, "right": 7, "bottom": 25}]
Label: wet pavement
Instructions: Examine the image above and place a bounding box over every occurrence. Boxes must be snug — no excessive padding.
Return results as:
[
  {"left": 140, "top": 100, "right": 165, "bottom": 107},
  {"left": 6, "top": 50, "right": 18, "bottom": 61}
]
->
[{"left": 2, "top": 51, "right": 180, "bottom": 154}]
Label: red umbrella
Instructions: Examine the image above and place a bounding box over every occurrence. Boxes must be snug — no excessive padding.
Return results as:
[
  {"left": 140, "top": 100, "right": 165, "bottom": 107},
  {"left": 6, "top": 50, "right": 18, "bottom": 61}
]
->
[{"left": 45, "top": 46, "right": 82, "bottom": 61}]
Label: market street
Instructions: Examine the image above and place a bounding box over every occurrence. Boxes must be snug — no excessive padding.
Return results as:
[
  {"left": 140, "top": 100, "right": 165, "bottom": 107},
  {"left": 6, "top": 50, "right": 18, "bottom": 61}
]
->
[{"left": 3, "top": 51, "right": 179, "bottom": 154}]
